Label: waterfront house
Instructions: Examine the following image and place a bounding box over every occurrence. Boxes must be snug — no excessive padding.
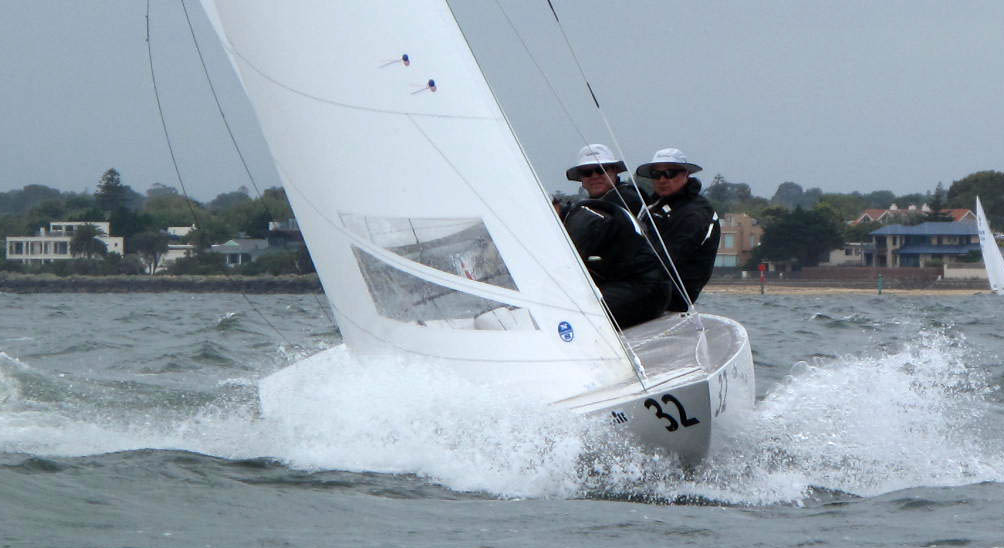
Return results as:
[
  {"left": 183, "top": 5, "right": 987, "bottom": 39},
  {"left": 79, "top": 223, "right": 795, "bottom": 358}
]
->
[
  {"left": 149, "top": 226, "right": 198, "bottom": 273},
  {"left": 5, "top": 221, "right": 124, "bottom": 264},
  {"left": 266, "top": 218, "right": 304, "bottom": 249},
  {"left": 821, "top": 242, "right": 872, "bottom": 266},
  {"left": 867, "top": 222, "right": 979, "bottom": 267},
  {"left": 715, "top": 213, "right": 763, "bottom": 268},
  {"left": 209, "top": 238, "right": 268, "bottom": 266},
  {"left": 166, "top": 225, "right": 196, "bottom": 238}
]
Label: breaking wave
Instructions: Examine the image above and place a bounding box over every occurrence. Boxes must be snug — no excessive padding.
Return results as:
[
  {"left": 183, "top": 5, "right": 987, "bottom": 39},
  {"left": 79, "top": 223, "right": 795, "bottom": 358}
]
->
[{"left": 1, "top": 323, "right": 1001, "bottom": 505}]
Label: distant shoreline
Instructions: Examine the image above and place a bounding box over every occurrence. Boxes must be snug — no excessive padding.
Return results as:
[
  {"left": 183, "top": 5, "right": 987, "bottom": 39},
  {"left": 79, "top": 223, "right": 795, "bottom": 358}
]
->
[
  {"left": 0, "top": 273, "right": 323, "bottom": 294},
  {"left": 0, "top": 273, "right": 992, "bottom": 296}
]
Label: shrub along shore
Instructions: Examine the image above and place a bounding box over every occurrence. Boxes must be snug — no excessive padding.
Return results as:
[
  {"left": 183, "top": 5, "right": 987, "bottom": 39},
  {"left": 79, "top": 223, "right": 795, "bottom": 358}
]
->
[{"left": 0, "top": 273, "right": 322, "bottom": 294}]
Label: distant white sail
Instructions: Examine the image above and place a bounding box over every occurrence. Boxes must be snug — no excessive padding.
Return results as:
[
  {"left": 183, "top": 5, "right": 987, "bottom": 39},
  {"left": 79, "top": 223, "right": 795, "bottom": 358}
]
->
[
  {"left": 976, "top": 197, "right": 1004, "bottom": 294},
  {"left": 200, "top": 1, "right": 636, "bottom": 398}
]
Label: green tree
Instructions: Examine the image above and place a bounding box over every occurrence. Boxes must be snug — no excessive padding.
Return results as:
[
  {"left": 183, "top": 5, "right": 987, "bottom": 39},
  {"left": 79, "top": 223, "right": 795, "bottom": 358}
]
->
[
  {"left": 771, "top": 181, "right": 804, "bottom": 209},
  {"left": 802, "top": 187, "right": 823, "bottom": 209},
  {"left": 95, "top": 168, "right": 127, "bottom": 212},
  {"left": 28, "top": 199, "right": 67, "bottom": 224},
  {"left": 98, "top": 252, "right": 146, "bottom": 275},
  {"left": 143, "top": 194, "right": 206, "bottom": 228},
  {"left": 753, "top": 206, "right": 844, "bottom": 267},
  {"left": 705, "top": 175, "right": 752, "bottom": 210},
  {"left": 817, "top": 192, "right": 868, "bottom": 222},
  {"left": 221, "top": 199, "right": 272, "bottom": 238},
  {"left": 261, "top": 187, "right": 294, "bottom": 221},
  {"left": 894, "top": 192, "right": 927, "bottom": 207},
  {"left": 64, "top": 193, "right": 97, "bottom": 211},
  {"left": 145, "top": 183, "right": 178, "bottom": 199},
  {"left": 184, "top": 218, "right": 234, "bottom": 252},
  {"left": 947, "top": 170, "right": 1004, "bottom": 228},
  {"left": 208, "top": 189, "right": 253, "bottom": 211},
  {"left": 845, "top": 220, "right": 883, "bottom": 242},
  {"left": 924, "top": 182, "right": 953, "bottom": 222},
  {"left": 130, "top": 231, "right": 170, "bottom": 274},
  {"left": 862, "top": 190, "right": 896, "bottom": 208},
  {"left": 69, "top": 224, "right": 108, "bottom": 259},
  {"left": 110, "top": 207, "right": 155, "bottom": 240},
  {"left": 0, "top": 185, "right": 62, "bottom": 215},
  {"left": 166, "top": 252, "right": 227, "bottom": 275}
]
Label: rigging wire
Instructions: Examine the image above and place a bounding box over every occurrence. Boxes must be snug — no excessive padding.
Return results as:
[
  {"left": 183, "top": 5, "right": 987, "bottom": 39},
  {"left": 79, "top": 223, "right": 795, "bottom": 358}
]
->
[
  {"left": 484, "top": 1, "right": 659, "bottom": 383},
  {"left": 177, "top": 0, "right": 334, "bottom": 326},
  {"left": 493, "top": 0, "right": 691, "bottom": 311},
  {"left": 443, "top": 3, "right": 647, "bottom": 385},
  {"left": 145, "top": 0, "right": 295, "bottom": 345},
  {"left": 543, "top": 0, "right": 698, "bottom": 316},
  {"left": 500, "top": 0, "right": 702, "bottom": 324},
  {"left": 145, "top": 0, "right": 201, "bottom": 229}
]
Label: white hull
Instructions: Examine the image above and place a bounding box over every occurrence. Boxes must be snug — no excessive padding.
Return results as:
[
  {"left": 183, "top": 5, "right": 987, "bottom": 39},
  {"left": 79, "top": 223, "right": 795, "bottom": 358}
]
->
[
  {"left": 260, "top": 312, "right": 754, "bottom": 464},
  {"left": 556, "top": 313, "right": 755, "bottom": 462}
]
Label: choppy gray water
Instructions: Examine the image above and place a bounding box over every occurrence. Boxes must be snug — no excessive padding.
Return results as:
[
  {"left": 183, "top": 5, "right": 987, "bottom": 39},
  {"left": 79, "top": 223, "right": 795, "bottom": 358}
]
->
[{"left": 1, "top": 291, "right": 1002, "bottom": 547}]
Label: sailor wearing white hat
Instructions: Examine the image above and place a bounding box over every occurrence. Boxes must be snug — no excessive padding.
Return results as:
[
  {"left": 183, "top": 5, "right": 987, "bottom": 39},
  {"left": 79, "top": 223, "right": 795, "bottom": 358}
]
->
[
  {"left": 635, "top": 147, "right": 702, "bottom": 200},
  {"left": 637, "top": 147, "right": 720, "bottom": 312},
  {"left": 565, "top": 144, "right": 647, "bottom": 215},
  {"left": 561, "top": 144, "right": 669, "bottom": 328}
]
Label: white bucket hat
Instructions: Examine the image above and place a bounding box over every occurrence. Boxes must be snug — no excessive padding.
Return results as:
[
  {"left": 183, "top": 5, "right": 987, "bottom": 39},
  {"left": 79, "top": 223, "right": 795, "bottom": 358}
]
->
[
  {"left": 565, "top": 144, "right": 627, "bottom": 181},
  {"left": 635, "top": 148, "right": 702, "bottom": 178}
]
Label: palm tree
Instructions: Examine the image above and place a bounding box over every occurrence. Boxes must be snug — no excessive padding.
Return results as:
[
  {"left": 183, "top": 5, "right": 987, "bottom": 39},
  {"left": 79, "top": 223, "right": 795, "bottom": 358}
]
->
[{"left": 69, "top": 224, "right": 108, "bottom": 259}]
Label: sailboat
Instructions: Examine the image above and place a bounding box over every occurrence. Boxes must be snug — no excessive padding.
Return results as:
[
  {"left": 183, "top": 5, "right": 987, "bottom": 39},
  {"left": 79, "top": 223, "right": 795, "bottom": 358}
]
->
[
  {"left": 199, "top": 1, "right": 754, "bottom": 462},
  {"left": 976, "top": 197, "right": 1004, "bottom": 295}
]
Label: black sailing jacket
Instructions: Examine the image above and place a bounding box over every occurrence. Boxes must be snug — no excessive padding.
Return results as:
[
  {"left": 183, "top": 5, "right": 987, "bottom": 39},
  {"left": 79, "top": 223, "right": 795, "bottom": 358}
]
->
[
  {"left": 600, "top": 182, "right": 650, "bottom": 216},
  {"left": 563, "top": 199, "right": 663, "bottom": 284},
  {"left": 645, "top": 178, "right": 721, "bottom": 311}
]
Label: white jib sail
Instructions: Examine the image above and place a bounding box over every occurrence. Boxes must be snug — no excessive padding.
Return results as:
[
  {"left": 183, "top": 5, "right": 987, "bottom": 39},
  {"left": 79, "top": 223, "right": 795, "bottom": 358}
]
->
[
  {"left": 200, "top": 1, "right": 636, "bottom": 398},
  {"left": 976, "top": 196, "right": 1004, "bottom": 294}
]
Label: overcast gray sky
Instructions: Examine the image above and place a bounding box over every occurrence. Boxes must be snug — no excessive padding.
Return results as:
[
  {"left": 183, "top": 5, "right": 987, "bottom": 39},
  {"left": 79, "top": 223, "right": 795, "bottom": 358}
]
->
[{"left": 3, "top": 1, "right": 1003, "bottom": 202}]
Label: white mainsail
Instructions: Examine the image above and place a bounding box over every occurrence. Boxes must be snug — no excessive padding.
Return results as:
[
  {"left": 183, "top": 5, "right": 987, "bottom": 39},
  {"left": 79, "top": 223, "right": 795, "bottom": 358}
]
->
[
  {"left": 976, "top": 196, "right": 1004, "bottom": 294},
  {"left": 200, "top": 1, "right": 636, "bottom": 398}
]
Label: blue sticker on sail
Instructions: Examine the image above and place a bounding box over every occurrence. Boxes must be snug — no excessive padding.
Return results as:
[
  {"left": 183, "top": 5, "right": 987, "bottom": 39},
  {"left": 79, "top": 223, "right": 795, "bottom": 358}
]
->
[{"left": 558, "top": 321, "right": 574, "bottom": 342}]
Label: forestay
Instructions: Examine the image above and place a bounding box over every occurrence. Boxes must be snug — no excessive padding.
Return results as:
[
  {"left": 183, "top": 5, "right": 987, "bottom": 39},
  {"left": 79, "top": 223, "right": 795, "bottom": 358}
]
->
[
  {"left": 976, "top": 197, "right": 1004, "bottom": 294},
  {"left": 200, "top": 0, "right": 636, "bottom": 398}
]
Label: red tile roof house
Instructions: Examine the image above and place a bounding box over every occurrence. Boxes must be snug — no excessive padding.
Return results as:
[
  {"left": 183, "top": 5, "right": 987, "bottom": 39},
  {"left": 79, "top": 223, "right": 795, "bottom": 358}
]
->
[{"left": 851, "top": 204, "right": 975, "bottom": 225}]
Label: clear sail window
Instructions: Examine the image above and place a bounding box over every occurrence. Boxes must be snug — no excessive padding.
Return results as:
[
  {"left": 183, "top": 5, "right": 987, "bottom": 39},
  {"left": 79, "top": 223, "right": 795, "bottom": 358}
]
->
[
  {"left": 340, "top": 214, "right": 518, "bottom": 290},
  {"left": 352, "top": 246, "right": 537, "bottom": 331}
]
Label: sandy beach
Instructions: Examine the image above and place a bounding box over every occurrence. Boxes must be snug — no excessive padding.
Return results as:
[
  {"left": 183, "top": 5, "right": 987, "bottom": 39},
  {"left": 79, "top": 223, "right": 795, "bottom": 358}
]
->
[{"left": 704, "top": 283, "right": 989, "bottom": 296}]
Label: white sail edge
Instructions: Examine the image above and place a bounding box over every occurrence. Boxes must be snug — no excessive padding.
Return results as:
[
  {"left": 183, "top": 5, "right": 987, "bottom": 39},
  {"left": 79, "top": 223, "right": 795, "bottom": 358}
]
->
[{"left": 976, "top": 197, "right": 1004, "bottom": 294}]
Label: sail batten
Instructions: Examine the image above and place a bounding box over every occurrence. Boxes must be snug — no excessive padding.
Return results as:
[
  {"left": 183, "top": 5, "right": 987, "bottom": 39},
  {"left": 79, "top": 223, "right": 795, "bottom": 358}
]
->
[{"left": 201, "top": 0, "right": 636, "bottom": 397}]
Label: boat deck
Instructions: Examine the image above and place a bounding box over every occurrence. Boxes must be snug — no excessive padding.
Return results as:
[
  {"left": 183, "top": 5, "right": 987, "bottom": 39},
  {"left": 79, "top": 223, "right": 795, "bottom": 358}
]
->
[
  {"left": 624, "top": 312, "right": 746, "bottom": 377},
  {"left": 556, "top": 312, "right": 749, "bottom": 413}
]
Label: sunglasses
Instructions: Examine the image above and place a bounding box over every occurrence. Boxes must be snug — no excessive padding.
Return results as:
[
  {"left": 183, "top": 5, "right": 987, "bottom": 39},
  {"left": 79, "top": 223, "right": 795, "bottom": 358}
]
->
[
  {"left": 577, "top": 166, "right": 612, "bottom": 178},
  {"left": 647, "top": 168, "right": 686, "bottom": 180}
]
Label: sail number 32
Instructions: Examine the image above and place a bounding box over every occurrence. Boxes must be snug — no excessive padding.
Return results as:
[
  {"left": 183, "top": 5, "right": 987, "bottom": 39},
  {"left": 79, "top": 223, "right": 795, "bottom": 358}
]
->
[{"left": 643, "top": 394, "right": 700, "bottom": 432}]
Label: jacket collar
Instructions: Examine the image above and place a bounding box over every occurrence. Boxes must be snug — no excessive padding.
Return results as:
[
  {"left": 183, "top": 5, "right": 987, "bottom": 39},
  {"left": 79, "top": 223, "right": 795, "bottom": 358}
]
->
[{"left": 654, "top": 177, "right": 702, "bottom": 209}]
